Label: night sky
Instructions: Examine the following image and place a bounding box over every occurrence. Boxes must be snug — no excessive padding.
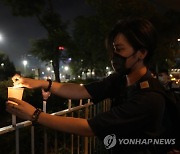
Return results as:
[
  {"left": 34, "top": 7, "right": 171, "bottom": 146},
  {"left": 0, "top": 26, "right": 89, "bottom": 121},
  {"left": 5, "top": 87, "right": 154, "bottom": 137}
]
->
[
  {"left": 0, "top": 0, "right": 94, "bottom": 69},
  {"left": 0, "top": 0, "right": 179, "bottom": 70}
]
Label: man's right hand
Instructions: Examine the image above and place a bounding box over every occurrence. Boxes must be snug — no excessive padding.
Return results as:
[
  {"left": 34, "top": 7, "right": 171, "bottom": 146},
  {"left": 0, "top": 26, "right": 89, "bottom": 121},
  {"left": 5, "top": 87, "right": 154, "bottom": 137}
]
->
[{"left": 12, "top": 74, "right": 42, "bottom": 89}]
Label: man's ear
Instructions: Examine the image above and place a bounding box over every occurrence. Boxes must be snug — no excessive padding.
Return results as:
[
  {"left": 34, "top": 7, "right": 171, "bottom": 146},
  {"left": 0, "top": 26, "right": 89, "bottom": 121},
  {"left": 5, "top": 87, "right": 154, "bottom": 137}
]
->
[{"left": 137, "top": 49, "right": 147, "bottom": 60}]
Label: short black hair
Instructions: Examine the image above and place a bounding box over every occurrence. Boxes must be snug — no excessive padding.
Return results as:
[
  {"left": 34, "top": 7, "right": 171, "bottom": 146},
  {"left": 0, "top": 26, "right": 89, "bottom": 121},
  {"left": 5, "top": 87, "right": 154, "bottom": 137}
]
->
[{"left": 106, "top": 17, "right": 157, "bottom": 65}]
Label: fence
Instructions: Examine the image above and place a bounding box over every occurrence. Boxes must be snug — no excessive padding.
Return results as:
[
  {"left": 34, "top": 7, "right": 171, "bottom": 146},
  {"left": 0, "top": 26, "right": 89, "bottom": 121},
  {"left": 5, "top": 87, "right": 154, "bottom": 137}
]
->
[{"left": 0, "top": 99, "right": 111, "bottom": 154}]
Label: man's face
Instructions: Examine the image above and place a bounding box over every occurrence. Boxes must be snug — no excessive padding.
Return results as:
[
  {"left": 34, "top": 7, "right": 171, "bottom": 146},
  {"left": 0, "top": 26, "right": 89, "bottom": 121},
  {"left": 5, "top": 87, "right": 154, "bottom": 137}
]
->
[
  {"left": 158, "top": 72, "right": 169, "bottom": 84},
  {"left": 113, "top": 33, "right": 138, "bottom": 70}
]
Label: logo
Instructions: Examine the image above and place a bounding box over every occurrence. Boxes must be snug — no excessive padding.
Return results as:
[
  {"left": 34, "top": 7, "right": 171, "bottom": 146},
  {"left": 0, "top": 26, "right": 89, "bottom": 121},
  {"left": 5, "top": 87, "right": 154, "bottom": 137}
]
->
[{"left": 104, "top": 134, "right": 117, "bottom": 149}]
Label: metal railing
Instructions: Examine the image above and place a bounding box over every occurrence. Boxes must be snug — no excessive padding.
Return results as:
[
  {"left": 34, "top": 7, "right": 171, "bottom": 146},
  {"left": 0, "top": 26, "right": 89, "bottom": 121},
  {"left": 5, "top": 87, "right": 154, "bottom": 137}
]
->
[{"left": 0, "top": 99, "right": 111, "bottom": 154}]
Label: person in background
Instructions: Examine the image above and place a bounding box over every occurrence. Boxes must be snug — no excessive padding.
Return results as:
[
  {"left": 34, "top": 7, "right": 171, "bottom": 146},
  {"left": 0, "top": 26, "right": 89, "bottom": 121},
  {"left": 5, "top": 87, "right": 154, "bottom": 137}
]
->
[
  {"left": 6, "top": 18, "right": 171, "bottom": 153},
  {"left": 158, "top": 69, "right": 180, "bottom": 153},
  {"left": 158, "top": 69, "right": 172, "bottom": 90},
  {"left": 158, "top": 69, "right": 180, "bottom": 92}
]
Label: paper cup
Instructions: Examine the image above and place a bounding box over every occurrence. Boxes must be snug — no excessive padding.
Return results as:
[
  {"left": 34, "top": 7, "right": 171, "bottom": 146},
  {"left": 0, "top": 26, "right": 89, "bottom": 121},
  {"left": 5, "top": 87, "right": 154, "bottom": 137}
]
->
[
  {"left": 8, "top": 87, "right": 24, "bottom": 104},
  {"left": 8, "top": 87, "right": 24, "bottom": 100},
  {"left": 8, "top": 87, "right": 24, "bottom": 126}
]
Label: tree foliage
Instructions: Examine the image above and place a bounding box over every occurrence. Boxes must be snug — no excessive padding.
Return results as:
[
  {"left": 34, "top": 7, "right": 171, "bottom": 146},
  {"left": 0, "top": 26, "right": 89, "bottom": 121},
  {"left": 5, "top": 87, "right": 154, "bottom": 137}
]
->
[
  {"left": 154, "top": 10, "right": 180, "bottom": 70},
  {"left": 0, "top": 52, "right": 16, "bottom": 81},
  {"left": 70, "top": 16, "right": 110, "bottom": 77},
  {"left": 1, "top": 0, "right": 72, "bottom": 82},
  {"left": 73, "top": 0, "right": 180, "bottom": 73},
  {"left": 71, "top": 0, "right": 161, "bottom": 77},
  {"left": 1, "top": 0, "right": 45, "bottom": 16},
  {"left": 1, "top": 0, "right": 180, "bottom": 80}
]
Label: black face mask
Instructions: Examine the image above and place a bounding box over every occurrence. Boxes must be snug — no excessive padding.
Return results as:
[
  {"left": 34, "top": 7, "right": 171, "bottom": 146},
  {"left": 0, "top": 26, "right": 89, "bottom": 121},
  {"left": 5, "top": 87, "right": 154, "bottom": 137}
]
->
[{"left": 111, "top": 52, "right": 137, "bottom": 75}]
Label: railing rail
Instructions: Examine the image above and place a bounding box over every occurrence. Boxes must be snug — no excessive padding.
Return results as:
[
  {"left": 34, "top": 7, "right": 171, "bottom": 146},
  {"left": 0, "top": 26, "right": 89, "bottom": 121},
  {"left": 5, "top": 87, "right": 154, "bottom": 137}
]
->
[{"left": 0, "top": 99, "right": 110, "bottom": 154}]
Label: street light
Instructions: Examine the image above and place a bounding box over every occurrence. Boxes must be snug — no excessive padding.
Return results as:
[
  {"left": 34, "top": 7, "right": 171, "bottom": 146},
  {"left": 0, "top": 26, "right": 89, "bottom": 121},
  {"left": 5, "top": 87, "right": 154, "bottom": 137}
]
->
[
  {"left": 0, "top": 34, "right": 3, "bottom": 42},
  {"left": 1, "top": 63, "right": 4, "bottom": 67},
  {"left": 22, "top": 60, "right": 28, "bottom": 75},
  {"left": 23, "top": 60, "right": 28, "bottom": 66},
  {"left": 47, "top": 67, "right": 51, "bottom": 71},
  {"left": 64, "top": 66, "right": 69, "bottom": 71}
]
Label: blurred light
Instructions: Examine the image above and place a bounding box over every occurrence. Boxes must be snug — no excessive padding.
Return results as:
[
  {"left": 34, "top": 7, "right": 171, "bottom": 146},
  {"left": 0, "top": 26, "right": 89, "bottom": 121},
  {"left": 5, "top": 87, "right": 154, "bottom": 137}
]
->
[
  {"left": 47, "top": 67, "right": 50, "bottom": 71},
  {"left": 0, "top": 34, "right": 3, "bottom": 42},
  {"left": 59, "top": 46, "right": 64, "bottom": 50},
  {"left": 44, "top": 76, "right": 48, "bottom": 80},
  {"left": 64, "top": 66, "right": 69, "bottom": 71},
  {"left": 51, "top": 70, "right": 54, "bottom": 73},
  {"left": 68, "top": 58, "right": 72, "bottom": 61},
  {"left": 80, "top": 83, "right": 83, "bottom": 86},
  {"left": 106, "top": 67, "right": 109, "bottom": 70},
  {"left": 92, "top": 71, "right": 95, "bottom": 75},
  {"left": 178, "top": 38, "right": 180, "bottom": 42},
  {"left": 78, "top": 75, "right": 81, "bottom": 78},
  {"left": 171, "top": 78, "right": 176, "bottom": 81},
  {"left": 22, "top": 60, "right": 28, "bottom": 66},
  {"left": 50, "top": 60, "right": 53, "bottom": 63},
  {"left": 42, "top": 72, "right": 45, "bottom": 75},
  {"left": 107, "top": 71, "right": 112, "bottom": 75},
  {"left": 1, "top": 63, "right": 4, "bottom": 67}
]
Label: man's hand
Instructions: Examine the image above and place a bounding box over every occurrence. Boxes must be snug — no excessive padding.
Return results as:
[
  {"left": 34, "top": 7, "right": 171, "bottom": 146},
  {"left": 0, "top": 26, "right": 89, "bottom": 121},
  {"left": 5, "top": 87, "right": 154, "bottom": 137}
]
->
[
  {"left": 6, "top": 97, "right": 36, "bottom": 121},
  {"left": 12, "top": 74, "right": 43, "bottom": 89}
]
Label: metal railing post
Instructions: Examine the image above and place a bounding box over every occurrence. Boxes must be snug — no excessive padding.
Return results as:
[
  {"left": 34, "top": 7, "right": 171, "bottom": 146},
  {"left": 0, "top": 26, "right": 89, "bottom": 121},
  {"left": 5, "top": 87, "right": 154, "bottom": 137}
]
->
[
  {"left": 80, "top": 99, "right": 82, "bottom": 106},
  {"left": 42, "top": 89, "right": 51, "bottom": 154},
  {"left": 68, "top": 99, "right": 72, "bottom": 110},
  {"left": 15, "top": 128, "right": 19, "bottom": 154},
  {"left": 71, "top": 112, "right": 74, "bottom": 154},
  {"left": 63, "top": 114, "right": 67, "bottom": 151},
  {"left": 12, "top": 114, "right": 19, "bottom": 154},
  {"left": 77, "top": 99, "right": 82, "bottom": 154},
  {"left": 93, "top": 105, "right": 96, "bottom": 151},
  {"left": 31, "top": 126, "right": 35, "bottom": 154},
  {"left": 89, "top": 105, "right": 92, "bottom": 154},
  {"left": 84, "top": 100, "right": 89, "bottom": 154},
  {"left": 43, "top": 100, "right": 47, "bottom": 154}
]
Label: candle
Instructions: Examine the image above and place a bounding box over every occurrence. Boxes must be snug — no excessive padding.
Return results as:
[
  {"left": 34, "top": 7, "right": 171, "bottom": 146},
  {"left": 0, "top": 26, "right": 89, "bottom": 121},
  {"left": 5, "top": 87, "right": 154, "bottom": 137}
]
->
[{"left": 8, "top": 87, "right": 24, "bottom": 127}]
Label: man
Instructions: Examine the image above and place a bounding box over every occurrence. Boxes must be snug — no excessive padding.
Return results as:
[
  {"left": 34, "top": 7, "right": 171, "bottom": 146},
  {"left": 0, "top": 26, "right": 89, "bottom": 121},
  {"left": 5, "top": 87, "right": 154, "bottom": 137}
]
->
[
  {"left": 158, "top": 69, "right": 172, "bottom": 90},
  {"left": 7, "top": 18, "right": 167, "bottom": 153}
]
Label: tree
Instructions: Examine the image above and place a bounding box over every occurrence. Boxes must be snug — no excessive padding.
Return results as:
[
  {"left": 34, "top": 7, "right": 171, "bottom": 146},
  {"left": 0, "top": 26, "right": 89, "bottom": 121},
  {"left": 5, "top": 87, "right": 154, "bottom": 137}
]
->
[
  {"left": 1, "top": 0, "right": 72, "bottom": 82},
  {"left": 153, "top": 10, "right": 180, "bottom": 70},
  {"left": 71, "top": 0, "right": 160, "bottom": 77},
  {"left": 29, "top": 10, "right": 72, "bottom": 82},
  {"left": 83, "top": 0, "right": 180, "bottom": 71},
  {"left": 71, "top": 16, "right": 110, "bottom": 78},
  {"left": 0, "top": 52, "right": 16, "bottom": 81}
]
